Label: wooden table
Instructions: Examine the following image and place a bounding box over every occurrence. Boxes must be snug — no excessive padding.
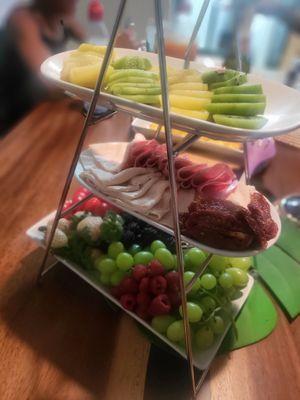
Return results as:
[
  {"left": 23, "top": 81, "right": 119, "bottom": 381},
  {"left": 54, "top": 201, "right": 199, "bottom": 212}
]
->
[{"left": 1, "top": 99, "right": 300, "bottom": 400}]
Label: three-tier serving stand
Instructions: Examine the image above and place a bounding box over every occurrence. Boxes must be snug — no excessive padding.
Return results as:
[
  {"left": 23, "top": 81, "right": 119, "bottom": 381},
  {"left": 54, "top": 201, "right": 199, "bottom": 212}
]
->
[{"left": 33, "top": 1, "right": 286, "bottom": 397}]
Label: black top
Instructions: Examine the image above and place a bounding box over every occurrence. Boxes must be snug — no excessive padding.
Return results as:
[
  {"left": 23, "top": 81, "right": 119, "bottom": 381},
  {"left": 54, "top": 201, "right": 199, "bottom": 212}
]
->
[{"left": 0, "top": 20, "right": 71, "bottom": 134}]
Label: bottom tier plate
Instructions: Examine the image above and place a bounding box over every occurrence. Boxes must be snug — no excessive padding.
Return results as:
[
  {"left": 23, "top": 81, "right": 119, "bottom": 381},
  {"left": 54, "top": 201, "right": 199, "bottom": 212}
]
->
[{"left": 26, "top": 213, "right": 254, "bottom": 371}]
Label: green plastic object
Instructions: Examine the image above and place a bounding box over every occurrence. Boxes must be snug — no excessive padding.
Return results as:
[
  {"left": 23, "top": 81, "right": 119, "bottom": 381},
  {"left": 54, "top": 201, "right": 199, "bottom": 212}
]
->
[
  {"left": 255, "top": 246, "right": 300, "bottom": 318},
  {"left": 276, "top": 217, "right": 300, "bottom": 263},
  {"left": 220, "top": 281, "right": 277, "bottom": 352}
]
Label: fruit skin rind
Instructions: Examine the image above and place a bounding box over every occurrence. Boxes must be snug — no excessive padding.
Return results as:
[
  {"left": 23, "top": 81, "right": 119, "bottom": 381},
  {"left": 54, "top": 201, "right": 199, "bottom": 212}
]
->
[
  {"left": 209, "top": 73, "right": 247, "bottom": 90},
  {"left": 213, "top": 84, "right": 263, "bottom": 94},
  {"left": 201, "top": 69, "right": 237, "bottom": 84},
  {"left": 206, "top": 102, "right": 266, "bottom": 117},
  {"left": 212, "top": 94, "right": 266, "bottom": 103},
  {"left": 212, "top": 114, "right": 268, "bottom": 129}
]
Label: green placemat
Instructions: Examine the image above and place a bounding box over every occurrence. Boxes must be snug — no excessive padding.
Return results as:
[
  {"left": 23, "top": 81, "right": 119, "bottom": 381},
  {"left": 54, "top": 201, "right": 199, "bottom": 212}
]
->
[
  {"left": 255, "top": 246, "right": 300, "bottom": 318},
  {"left": 220, "top": 281, "right": 277, "bottom": 352},
  {"left": 276, "top": 217, "right": 300, "bottom": 263}
]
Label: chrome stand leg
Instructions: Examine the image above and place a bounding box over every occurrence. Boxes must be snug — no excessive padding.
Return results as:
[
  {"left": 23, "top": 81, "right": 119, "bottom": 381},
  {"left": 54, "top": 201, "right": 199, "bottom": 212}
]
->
[
  {"left": 155, "top": 1, "right": 195, "bottom": 397},
  {"left": 185, "top": 254, "right": 213, "bottom": 294},
  {"left": 154, "top": 124, "right": 162, "bottom": 139},
  {"left": 36, "top": 0, "right": 128, "bottom": 284},
  {"left": 243, "top": 142, "right": 251, "bottom": 184},
  {"left": 184, "top": 0, "right": 210, "bottom": 69}
]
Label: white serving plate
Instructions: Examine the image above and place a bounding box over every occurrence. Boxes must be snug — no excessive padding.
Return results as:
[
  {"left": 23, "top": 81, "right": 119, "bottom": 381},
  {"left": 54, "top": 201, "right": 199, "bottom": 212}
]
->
[
  {"left": 131, "top": 118, "right": 243, "bottom": 160},
  {"left": 41, "top": 48, "right": 300, "bottom": 141},
  {"left": 26, "top": 213, "right": 254, "bottom": 370},
  {"left": 75, "top": 162, "right": 281, "bottom": 258}
]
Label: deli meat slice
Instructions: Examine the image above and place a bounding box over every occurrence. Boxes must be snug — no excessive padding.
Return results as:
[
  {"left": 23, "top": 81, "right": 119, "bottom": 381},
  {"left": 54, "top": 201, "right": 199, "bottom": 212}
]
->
[{"left": 124, "top": 137, "right": 237, "bottom": 198}]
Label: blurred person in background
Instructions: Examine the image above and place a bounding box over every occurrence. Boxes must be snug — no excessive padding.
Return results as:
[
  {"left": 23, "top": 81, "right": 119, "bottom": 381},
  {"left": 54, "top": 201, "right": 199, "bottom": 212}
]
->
[{"left": 0, "top": 0, "right": 85, "bottom": 135}]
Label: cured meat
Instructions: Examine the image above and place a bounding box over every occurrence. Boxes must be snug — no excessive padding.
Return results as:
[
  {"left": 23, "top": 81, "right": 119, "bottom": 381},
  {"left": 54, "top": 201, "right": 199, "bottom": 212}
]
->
[
  {"left": 180, "top": 192, "right": 278, "bottom": 251},
  {"left": 124, "top": 138, "right": 237, "bottom": 198},
  {"left": 245, "top": 192, "right": 278, "bottom": 247}
]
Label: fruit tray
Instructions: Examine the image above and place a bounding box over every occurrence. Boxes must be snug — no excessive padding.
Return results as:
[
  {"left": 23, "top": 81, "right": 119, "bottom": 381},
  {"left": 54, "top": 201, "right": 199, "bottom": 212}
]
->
[
  {"left": 41, "top": 48, "right": 300, "bottom": 141},
  {"left": 26, "top": 212, "right": 254, "bottom": 370},
  {"left": 75, "top": 161, "right": 281, "bottom": 258}
]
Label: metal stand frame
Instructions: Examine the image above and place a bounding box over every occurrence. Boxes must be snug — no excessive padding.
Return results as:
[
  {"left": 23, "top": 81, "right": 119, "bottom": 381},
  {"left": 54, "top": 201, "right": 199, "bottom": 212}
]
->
[{"left": 36, "top": 0, "right": 251, "bottom": 397}]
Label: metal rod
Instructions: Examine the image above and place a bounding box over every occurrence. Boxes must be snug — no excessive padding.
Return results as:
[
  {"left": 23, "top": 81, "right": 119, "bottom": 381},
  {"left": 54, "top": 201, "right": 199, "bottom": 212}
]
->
[
  {"left": 154, "top": 124, "right": 162, "bottom": 139},
  {"left": 185, "top": 253, "right": 213, "bottom": 294},
  {"left": 36, "top": 0, "right": 128, "bottom": 283},
  {"left": 183, "top": 0, "right": 210, "bottom": 69},
  {"left": 154, "top": 0, "right": 196, "bottom": 397},
  {"left": 41, "top": 260, "right": 60, "bottom": 277},
  {"left": 243, "top": 142, "right": 251, "bottom": 184},
  {"left": 173, "top": 132, "right": 201, "bottom": 154},
  {"left": 61, "top": 193, "right": 94, "bottom": 217},
  {"left": 196, "top": 367, "right": 210, "bottom": 394},
  {"left": 235, "top": 30, "right": 242, "bottom": 72}
]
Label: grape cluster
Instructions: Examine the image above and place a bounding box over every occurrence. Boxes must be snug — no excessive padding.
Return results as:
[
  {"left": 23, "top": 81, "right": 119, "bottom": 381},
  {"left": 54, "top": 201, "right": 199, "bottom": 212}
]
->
[{"left": 121, "top": 214, "right": 176, "bottom": 251}]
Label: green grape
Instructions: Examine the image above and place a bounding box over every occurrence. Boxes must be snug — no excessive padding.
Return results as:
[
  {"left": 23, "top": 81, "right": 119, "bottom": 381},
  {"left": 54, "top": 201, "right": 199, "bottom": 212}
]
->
[
  {"left": 151, "top": 315, "right": 176, "bottom": 334},
  {"left": 94, "top": 254, "right": 106, "bottom": 269},
  {"left": 154, "top": 248, "right": 175, "bottom": 270},
  {"left": 183, "top": 271, "right": 201, "bottom": 295},
  {"left": 200, "top": 273, "right": 217, "bottom": 290},
  {"left": 179, "top": 302, "right": 203, "bottom": 323},
  {"left": 173, "top": 254, "right": 178, "bottom": 270},
  {"left": 128, "top": 244, "right": 142, "bottom": 256},
  {"left": 96, "top": 257, "right": 117, "bottom": 275},
  {"left": 150, "top": 240, "right": 166, "bottom": 254},
  {"left": 209, "top": 316, "right": 225, "bottom": 334},
  {"left": 108, "top": 241, "right": 124, "bottom": 259},
  {"left": 110, "top": 270, "right": 127, "bottom": 286},
  {"left": 166, "top": 320, "right": 184, "bottom": 342},
  {"left": 184, "top": 253, "right": 194, "bottom": 271},
  {"left": 227, "top": 288, "right": 242, "bottom": 300},
  {"left": 199, "top": 296, "right": 217, "bottom": 314},
  {"left": 209, "top": 255, "right": 230, "bottom": 274},
  {"left": 228, "top": 257, "right": 252, "bottom": 271},
  {"left": 226, "top": 267, "right": 249, "bottom": 287},
  {"left": 116, "top": 252, "right": 134, "bottom": 271},
  {"left": 133, "top": 251, "right": 153, "bottom": 265},
  {"left": 185, "top": 248, "right": 206, "bottom": 270},
  {"left": 100, "top": 273, "right": 111, "bottom": 286},
  {"left": 195, "top": 326, "right": 214, "bottom": 349},
  {"left": 219, "top": 272, "right": 234, "bottom": 289}
]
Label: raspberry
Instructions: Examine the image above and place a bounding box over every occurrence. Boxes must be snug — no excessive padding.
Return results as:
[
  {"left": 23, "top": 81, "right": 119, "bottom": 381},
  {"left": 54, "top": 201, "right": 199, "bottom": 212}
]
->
[
  {"left": 120, "top": 294, "right": 136, "bottom": 311},
  {"left": 136, "top": 292, "right": 151, "bottom": 308},
  {"left": 139, "top": 276, "right": 150, "bottom": 293},
  {"left": 120, "top": 277, "right": 138, "bottom": 294},
  {"left": 165, "top": 271, "right": 180, "bottom": 292},
  {"left": 148, "top": 294, "right": 171, "bottom": 316},
  {"left": 148, "top": 259, "right": 165, "bottom": 276},
  {"left": 136, "top": 305, "right": 150, "bottom": 320},
  {"left": 110, "top": 286, "right": 122, "bottom": 299},
  {"left": 166, "top": 290, "right": 182, "bottom": 308},
  {"left": 149, "top": 276, "right": 167, "bottom": 295},
  {"left": 132, "top": 264, "right": 148, "bottom": 281}
]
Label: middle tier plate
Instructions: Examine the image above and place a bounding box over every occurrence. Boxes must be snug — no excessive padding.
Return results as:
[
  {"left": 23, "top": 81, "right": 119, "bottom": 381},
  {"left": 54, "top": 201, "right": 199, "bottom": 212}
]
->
[{"left": 75, "top": 162, "right": 281, "bottom": 258}]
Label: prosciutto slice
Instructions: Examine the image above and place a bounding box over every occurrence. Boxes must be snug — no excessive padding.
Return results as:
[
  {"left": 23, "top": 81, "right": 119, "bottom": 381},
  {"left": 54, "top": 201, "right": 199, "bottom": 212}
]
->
[{"left": 125, "top": 138, "right": 237, "bottom": 199}]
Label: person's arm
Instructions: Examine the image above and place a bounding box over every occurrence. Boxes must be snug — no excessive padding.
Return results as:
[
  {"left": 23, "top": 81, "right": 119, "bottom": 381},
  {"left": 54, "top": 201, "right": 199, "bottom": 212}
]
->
[{"left": 8, "top": 9, "right": 50, "bottom": 73}]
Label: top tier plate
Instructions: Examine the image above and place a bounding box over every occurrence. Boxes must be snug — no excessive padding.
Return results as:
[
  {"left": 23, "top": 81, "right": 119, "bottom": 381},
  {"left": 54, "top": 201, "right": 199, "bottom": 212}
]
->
[{"left": 41, "top": 48, "right": 300, "bottom": 142}]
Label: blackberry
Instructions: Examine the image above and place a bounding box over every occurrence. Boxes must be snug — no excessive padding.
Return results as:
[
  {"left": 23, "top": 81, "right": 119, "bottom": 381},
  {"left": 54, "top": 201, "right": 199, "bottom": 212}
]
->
[{"left": 122, "top": 230, "right": 136, "bottom": 247}]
